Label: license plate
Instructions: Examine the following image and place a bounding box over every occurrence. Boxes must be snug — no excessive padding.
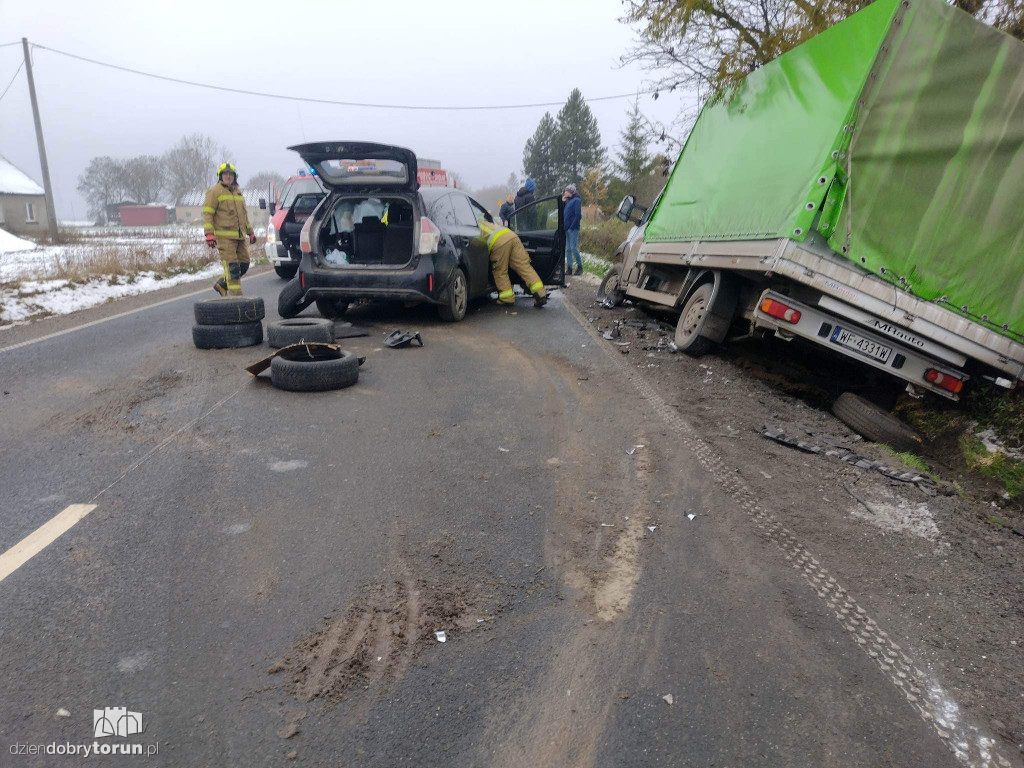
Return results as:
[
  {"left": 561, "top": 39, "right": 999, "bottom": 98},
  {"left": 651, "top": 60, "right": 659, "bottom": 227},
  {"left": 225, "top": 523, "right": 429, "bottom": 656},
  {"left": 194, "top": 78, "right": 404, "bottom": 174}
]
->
[{"left": 831, "top": 326, "right": 892, "bottom": 363}]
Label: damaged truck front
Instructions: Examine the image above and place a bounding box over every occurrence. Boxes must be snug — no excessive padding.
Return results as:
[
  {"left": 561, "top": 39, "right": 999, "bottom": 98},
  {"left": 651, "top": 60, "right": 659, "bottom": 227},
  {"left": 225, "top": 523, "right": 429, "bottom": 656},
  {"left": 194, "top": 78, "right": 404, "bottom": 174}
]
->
[{"left": 608, "top": 0, "right": 1024, "bottom": 411}]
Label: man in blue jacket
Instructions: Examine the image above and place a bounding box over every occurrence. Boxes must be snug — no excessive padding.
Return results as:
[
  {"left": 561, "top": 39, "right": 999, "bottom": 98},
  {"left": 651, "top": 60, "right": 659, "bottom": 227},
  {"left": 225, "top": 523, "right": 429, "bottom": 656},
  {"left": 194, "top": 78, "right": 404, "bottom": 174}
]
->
[{"left": 563, "top": 184, "right": 583, "bottom": 276}]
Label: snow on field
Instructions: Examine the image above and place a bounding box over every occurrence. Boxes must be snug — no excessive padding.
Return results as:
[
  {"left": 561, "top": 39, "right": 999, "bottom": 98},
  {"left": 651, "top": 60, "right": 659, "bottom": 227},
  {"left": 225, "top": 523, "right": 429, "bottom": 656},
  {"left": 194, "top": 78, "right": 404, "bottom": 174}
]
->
[
  {"left": 0, "top": 228, "right": 38, "bottom": 256},
  {"left": 1, "top": 263, "right": 222, "bottom": 325}
]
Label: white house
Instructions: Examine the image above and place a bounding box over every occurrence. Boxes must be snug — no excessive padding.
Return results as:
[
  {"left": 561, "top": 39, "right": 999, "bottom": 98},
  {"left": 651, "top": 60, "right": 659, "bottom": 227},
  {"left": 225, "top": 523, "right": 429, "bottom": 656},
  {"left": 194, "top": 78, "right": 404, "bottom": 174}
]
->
[{"left": 0, "top": 154, "right": 47, "bottom": 236}]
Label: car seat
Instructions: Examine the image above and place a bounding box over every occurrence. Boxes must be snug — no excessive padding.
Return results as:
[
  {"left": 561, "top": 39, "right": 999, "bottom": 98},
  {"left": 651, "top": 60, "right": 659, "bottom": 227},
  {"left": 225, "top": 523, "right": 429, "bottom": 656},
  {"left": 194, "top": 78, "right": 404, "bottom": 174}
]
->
[{"left": 353, "top": 216, "right": 386, "bottom": 264}]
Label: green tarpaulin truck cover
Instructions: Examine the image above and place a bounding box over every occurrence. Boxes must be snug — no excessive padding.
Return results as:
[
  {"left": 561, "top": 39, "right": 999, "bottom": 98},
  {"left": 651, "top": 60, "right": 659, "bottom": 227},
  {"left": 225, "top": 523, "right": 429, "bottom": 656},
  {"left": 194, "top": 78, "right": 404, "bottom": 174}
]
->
[{"left": 646, "top": 0, "right": 1024, "bottom": 342}]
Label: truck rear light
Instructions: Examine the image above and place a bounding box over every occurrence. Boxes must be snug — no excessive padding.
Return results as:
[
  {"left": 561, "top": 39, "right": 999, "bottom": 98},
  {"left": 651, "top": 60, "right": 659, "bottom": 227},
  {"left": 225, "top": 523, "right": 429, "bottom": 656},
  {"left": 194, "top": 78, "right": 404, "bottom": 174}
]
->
[
  {"left": 924, "top": 368, "right": 964, "bottom": 394},
  {"left": 760, "top": 297, "right": 801, "bottom": 324},
  {"left": 418, "top": 217, "right": 441, "bottom": 255},
  {"left": 299, "top": 218, "right": 312, "bottom": 254}
]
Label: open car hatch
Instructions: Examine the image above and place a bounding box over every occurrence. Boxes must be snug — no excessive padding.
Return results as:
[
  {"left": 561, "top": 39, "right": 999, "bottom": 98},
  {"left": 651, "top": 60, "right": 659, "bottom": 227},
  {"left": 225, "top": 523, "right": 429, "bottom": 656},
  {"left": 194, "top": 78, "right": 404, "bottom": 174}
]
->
[{"left": 288, "top": 142, "right": 419, "bottom": 192}]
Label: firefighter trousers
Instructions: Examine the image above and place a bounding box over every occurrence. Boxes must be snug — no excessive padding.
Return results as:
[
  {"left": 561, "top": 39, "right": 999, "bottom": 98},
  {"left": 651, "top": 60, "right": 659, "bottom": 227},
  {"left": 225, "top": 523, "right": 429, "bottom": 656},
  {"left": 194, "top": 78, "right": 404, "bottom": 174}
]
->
[
  {"left": 213, "top": 237, "right": 250, "bottom": 296},
  {"left": 490, "top": 237, "right": 546, "bottom": 304}
]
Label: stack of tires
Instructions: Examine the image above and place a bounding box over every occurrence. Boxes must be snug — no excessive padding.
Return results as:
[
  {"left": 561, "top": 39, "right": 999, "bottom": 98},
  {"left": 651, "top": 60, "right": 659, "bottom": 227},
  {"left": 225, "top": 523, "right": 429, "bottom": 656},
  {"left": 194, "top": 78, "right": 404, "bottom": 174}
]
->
[{"left": 192, "top": 296, "right": 265, "bottom": 349}]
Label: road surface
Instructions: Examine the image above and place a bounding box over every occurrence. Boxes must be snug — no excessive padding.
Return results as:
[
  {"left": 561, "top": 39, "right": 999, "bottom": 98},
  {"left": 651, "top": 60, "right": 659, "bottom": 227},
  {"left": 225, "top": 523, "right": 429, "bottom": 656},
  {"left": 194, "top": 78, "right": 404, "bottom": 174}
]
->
[{"left": 0, "top": 271, "right": 968, "bottom": 766}]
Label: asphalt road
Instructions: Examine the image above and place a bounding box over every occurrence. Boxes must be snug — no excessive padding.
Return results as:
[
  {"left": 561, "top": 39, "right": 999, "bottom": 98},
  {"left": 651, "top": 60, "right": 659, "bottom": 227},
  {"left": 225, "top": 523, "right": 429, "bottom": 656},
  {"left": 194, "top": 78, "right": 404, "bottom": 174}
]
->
[{"left": 0, "top": 271, "right": 959, "bottom": 767}]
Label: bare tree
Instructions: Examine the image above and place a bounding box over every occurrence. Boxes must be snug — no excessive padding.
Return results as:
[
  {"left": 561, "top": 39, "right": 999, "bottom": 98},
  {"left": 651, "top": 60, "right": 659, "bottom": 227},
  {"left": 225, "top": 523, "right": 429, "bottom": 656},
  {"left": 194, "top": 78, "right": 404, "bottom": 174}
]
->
[
  {"left": 121, "top": 155, "right": 165, "bottom": 204},
  {"left": 246, "top": 170, "right": 286, "bottom": 196},
  {"left": 164, "top": 134, "right": 229, "bottom": 204},
  {"left": 77, "top": 157, "right": 126, "bottom": 222}
]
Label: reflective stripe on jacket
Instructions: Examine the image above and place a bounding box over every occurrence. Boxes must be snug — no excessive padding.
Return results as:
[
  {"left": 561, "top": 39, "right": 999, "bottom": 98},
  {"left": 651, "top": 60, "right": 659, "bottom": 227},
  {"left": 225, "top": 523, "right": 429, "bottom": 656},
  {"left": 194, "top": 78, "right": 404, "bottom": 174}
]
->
[
  {"left": 478, "top": 220, "right": 514, "bottom": 252},
  {"left": 202, "top": 182, "right": 252, "bottom": 240}
]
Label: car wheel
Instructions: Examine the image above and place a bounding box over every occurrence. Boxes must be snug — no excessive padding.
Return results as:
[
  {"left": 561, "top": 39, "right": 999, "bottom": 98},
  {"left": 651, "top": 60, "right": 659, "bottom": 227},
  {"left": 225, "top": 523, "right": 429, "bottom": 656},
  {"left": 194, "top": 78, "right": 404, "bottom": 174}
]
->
[
  {"left": 267, "top": 318, "right": 335, "bottom": 348},
  {"left": 278, "top": 278, "right": 314, "bottom": 319},
  {"left": 274, "top": 263, "right": 298, "bottom": 280},
  {"left": 192, "top": 321, "right": 263, "bottom": 349},
  {"left": 315, "top": 297, "right": 350, "bottom": 319},
  {"left": 832, "top": 392, "right": 923, "bottom": 452},
  {"left": 437, "top": 268, "right": 468, "bottom": 322},
  {"left": 674, "top": 283, "right": 716, "bottom": 357},
  {"left": 193, "top": 296, "right": 265, "bottom": 325},
  {"left": 597, "top": 264, "right": 626, "bottom": 307},
  {"left": 270, "top": 347, "right": 360, "bottom": 392}
]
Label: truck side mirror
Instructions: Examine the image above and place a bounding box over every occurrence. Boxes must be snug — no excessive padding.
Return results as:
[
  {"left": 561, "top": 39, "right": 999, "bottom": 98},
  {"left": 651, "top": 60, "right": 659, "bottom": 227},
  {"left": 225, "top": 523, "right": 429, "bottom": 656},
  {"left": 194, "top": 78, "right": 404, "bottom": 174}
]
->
[
  {"left": 616, "top": 195, "right": 637, "bottom": 223},
  {"left": 259, "top": 198, "right": 267, "bottom": 210},
  {"left": 269, "top": 202, "right": 277, "bottom": 215}
]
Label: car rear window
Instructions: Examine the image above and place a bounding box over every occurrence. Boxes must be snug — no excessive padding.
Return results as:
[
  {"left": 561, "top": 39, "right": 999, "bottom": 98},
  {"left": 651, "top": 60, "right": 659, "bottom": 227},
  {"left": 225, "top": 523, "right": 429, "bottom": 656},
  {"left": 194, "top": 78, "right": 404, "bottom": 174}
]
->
[{"left": 318, "top": 159, "right": 409, "bottom": 186}]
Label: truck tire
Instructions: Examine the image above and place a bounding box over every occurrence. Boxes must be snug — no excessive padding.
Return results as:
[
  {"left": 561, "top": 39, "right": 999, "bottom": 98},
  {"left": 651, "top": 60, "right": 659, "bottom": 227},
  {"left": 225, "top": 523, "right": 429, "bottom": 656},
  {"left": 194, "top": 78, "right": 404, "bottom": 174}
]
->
[
  {"left": 832, "top": 392, "right": 923, "bottom": 452},
  {"left": 192, "top": 321, "right": 263, "bottom": 349},
  {"left": 267, "top": 318, "right": 335, "bottom": 348},
  {"left": 674, "top": 282, "right": 716, "bottom": 357},
  {"left": 597, "top": 264, "right": 626, "bottom": 307},
  {"left": 278, "top": 278, "right": 314, "bottom": 319},
  {"left": 274, "top": 263, "right": 298, "bottom": 280},
  {"left": 315, "top": 297, "right": 350, "bottom": 319},
  {"left": 437, "top": 268, "right": 468, "bottom": 322},
  {"left": 193, "top": 296, "right": 265, "bottom": 325},
  {"left": 270, "top": 347, "right": 360, "bottom": 392}
]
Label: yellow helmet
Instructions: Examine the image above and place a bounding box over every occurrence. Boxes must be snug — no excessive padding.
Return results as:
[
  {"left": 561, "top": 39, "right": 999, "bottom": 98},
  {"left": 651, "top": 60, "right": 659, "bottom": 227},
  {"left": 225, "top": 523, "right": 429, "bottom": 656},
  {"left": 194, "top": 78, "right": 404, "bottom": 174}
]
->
[{"left": 217, "top": 162, "right": 237, "bottom": 179}]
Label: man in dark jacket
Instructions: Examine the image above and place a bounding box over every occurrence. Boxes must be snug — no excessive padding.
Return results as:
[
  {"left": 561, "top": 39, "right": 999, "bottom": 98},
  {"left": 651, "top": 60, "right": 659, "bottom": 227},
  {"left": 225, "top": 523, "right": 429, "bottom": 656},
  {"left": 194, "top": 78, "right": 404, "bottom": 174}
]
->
[
  {"left": 514, "top": 178, "right": 536, "bottom": 213},
  {"left": 563, "top": 184, "right": 583, "bottom": 276},
  {"left": 499, "top": 193, "right": 515, "bottom": 225}
]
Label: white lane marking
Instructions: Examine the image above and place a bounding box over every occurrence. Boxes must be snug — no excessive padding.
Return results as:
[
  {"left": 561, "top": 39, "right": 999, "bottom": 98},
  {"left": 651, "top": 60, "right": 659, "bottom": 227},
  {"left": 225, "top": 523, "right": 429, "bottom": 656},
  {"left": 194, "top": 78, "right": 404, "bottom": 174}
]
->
[
  {"left": 0, "top": 504, "right": 97, "bottom": 583},
  {"left": 0, "top": 270, "right": 275, "bottom": 355},
  {"left": 561, "top": 298, "right": 1014, "bottom": 768}
]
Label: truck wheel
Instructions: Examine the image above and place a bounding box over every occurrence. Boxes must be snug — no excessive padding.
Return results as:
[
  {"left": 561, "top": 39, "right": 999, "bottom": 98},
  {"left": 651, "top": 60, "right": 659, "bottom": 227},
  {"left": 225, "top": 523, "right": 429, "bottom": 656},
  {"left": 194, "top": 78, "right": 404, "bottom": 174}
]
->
[
  {"left": 267, "top": 318, "right": 335, "bottom": 348},
  {"left": 270, "top": 347, "right": 360, "bottom": 392},
  {"left": 437, "top": 268, "right": 468, "bottom": 322},
  {"left": 278, "top": 278, "right": 314, "bottom": 319},
  {"left": 315, "top": 297, "right": 350, "bottom": 319},
  {"left": 192, "top": 321, "right": 263, "bottom": 349},
  {"left": 832, "top": 392, "right": 923, "bottom": 452},
  {"left": 193, "top": 296, "right": 265, "bottom": 325},
  {"left": 274, "top": 263, "right": 298, "bottom": 280},
  {"left": 597, "top": 264, "right": 626, "bottom": 307},
  {"left": 674, "top": 283, "right": 716, "bottom": 357}
]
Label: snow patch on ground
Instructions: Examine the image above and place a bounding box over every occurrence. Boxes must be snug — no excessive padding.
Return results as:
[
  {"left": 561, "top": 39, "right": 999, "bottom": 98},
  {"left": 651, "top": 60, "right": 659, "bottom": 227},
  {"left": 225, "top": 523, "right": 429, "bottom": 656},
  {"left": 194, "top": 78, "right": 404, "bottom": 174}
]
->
[
  {"left": 0, "top": 264, "right": 221, "bottom": 325},
  {"left": 0, "top": 228, "right": 38, "bottom": 255}
]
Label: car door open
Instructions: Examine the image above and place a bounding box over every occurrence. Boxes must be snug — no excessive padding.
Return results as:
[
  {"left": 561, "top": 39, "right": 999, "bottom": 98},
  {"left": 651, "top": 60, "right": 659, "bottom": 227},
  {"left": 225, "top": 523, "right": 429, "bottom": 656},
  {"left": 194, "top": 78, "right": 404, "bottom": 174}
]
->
[{"left": 508, "top": 195, "right": 565, "bottom": 286}]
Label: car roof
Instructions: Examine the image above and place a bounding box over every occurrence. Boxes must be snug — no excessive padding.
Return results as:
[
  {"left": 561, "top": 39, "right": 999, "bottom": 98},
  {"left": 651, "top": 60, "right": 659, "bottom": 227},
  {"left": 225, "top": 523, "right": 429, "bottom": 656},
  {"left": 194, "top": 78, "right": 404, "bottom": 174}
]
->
[{"left": 418, "top": 186, "right": 461, "bottom": 204}]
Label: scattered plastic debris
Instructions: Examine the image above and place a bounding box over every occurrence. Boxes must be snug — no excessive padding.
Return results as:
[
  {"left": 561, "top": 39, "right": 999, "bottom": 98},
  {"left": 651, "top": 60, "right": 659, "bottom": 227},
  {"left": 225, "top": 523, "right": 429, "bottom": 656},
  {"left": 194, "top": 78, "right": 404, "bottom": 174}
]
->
[
  {"left": 601, "top": 523, "right": 615, "bottom": 527},
  {"left": 498, "top": 447, "right": 510, "bottom": 452},
  {"left": 625, "top": 444, "right": 645, "bottom": 455},
  {"left": 759, "top": 471, "right": 773, "bottom": 479},
  {"left": 647, "top": 526, "right": 657, "bottom": 532},
  {"left": 435, "top": 631, "right": 447, "bottom": 643},
  {"left": 662, "top": 694, "right": 674, "bottom": 705},
  {"left": 687, "top": 514, "right": 696, "bottom": 521},
  {"left": 55, "top": 708, "right": 70, "bottom": 718},
  {"left": 384, "top": 330, "right": 423, "bottom": 348}
]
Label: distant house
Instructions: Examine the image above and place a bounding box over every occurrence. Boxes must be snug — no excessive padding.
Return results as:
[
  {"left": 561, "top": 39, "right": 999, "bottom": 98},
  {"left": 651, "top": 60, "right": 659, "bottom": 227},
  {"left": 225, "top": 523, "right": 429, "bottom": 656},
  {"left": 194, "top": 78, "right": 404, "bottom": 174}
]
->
[
  {"left": 119, "top": 205, "right": 171, "bottom": 227},
  {"left": 175, "top": 187, "right": 268, "bottom": 230},
  {"left": 0, "top": 154, "right": 48, "bottom": 236}
]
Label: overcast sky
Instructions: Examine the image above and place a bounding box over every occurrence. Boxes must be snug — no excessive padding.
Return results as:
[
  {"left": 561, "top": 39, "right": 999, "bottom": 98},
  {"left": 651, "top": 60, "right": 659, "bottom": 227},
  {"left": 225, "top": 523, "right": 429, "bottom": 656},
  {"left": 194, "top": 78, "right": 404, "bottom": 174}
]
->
[{"left": 0, "top": 0, "right": 687, "bottom": 218}]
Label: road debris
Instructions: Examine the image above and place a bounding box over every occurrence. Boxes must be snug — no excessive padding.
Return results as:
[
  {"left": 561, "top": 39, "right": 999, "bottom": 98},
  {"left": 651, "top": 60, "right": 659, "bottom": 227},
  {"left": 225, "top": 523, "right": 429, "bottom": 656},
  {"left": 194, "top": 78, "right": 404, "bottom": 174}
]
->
[
  {"left": 662, "top": 694, "right": 674, "bottom": 706},
  {"left": 601, "top": 523, "right": 615, "bottom": 527},
  {"left": 55, "top": 708, "right": 70, "bottom": 718},
  {"left": 498, "top": 447, "right": 510, "bottom": 453},
  {"left": 687, "top": 514, "right": 696, "bottom": 521},
  {"left": 384, "top": 330, "right": 423, "bottom": 348},
  {"left": 435, "top": 631, "right": 447, "bottom": 643},
  {"left": 648, "top": 526, "right": 657, "bottom": 532},
  {"left": 625, "top": 444, "right": 645, "bottom": 455},
  {"left": 759, "top": 471, "right": 773, "bottom": 479}
]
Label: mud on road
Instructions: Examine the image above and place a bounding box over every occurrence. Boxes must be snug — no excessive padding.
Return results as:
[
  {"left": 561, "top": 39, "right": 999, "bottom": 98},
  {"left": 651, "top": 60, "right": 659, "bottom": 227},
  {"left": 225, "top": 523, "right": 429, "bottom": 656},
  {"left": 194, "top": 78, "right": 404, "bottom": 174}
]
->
[{"left": 564, "top": 277, "right": 1024, "bottom": 758}]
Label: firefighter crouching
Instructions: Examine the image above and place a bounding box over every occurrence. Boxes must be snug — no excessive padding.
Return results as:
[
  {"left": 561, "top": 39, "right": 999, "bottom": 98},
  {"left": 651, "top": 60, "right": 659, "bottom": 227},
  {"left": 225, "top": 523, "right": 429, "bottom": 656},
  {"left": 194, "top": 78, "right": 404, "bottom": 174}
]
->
[
  {"left": 204, "top": 162, "right": 255, "bottom": 296},
  {"left": 478, "top": 219, "right": 548, "bottom": 308}
]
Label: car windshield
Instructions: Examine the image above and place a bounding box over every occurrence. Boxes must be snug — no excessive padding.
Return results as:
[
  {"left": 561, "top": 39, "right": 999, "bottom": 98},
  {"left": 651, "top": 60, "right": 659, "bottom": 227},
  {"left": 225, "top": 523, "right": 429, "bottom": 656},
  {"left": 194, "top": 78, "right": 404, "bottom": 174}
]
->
[{"left": 280, "top": 178, "right": 324, "bottom": 209}]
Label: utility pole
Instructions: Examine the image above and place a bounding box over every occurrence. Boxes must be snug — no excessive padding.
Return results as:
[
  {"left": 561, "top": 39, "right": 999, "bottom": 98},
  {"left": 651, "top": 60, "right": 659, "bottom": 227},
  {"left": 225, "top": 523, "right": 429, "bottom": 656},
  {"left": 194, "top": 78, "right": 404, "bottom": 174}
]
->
[{"left": 22, "top": 38, "right": 59, "bottom": 243}]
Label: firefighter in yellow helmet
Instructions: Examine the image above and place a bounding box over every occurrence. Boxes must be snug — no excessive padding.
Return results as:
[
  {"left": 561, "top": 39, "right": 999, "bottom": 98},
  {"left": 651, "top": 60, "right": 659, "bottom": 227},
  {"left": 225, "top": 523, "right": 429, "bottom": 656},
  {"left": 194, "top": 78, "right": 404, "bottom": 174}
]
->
[
  {"left": 203, "top": 162, "right": 255, "bottom": 296},
  {"left": 478, "top": 219, "right": 548, "bottom": 308}
]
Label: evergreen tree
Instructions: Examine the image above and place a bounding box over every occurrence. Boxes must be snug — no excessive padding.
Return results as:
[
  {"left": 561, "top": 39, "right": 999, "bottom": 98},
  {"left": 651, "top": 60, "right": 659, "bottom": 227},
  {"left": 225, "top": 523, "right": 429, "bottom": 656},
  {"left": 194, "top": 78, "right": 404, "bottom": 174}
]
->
[
  {"left": 552, "top": 89, "right": 606, "bottom": 188},
  {"left": 522, "top": 112, "right": 560, "bottom": 197},
  {"left": 614, "top": 101, "right": 650, "bottom": 187}
]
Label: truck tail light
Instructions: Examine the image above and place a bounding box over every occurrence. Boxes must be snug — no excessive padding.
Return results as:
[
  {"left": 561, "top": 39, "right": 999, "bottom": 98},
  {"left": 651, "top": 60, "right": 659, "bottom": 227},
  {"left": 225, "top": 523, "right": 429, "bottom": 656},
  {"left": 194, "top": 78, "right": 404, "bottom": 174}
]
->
[
  {"left": 924, "top": 368, "right": 964, "bottom": 394},
  {"left": 760, "top": 297, "right": 801, "bottom": 324},
  {"left": 418, "top": 217, "right": 440, "bottom": 255},
  {"left": 299, "top": 218, "right": 312, "bottom": 254}
]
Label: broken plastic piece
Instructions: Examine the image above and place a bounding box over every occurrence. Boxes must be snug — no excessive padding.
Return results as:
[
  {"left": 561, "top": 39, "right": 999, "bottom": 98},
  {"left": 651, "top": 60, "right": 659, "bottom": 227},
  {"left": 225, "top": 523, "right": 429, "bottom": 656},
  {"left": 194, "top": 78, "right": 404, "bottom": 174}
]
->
[
  {"left": 662, "top": 694, "right": 674, "bottom": 705},
  {"left": 647, "top": 526, "right": 657, "bottom": 532},
  {"left": 600, "top": 523, "right": 614, "bottom": 527},
  {"left": 55, "top": 708, "right": 70, "bottom": 718},
  {"left": 384, "top": 329, "right": 424, "bottom": 348},
  {"left": 435, "top": 631, "right": 447, "bottom": 643},
  {"left": 687, "top": 514, "right": 696, "bottom": 521},
  {"left": 498, "top": 447, "right": 510, "bottom": 452}
]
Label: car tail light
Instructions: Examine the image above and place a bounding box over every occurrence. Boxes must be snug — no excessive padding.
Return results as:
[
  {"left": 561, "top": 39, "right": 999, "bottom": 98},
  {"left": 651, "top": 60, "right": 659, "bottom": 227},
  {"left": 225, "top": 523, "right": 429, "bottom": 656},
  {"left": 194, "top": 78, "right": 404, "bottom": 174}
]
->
[
  {"left": 299, "top": 217, "right": 312, "bottom": 254},
  {"left": 924, "top": 368, "right": 964, "bottom": 394},
  {"left": 418, "top": 216, "right": 440, "bottom": 255},
  {"left": 300, "top": 272, "right": 306, "bottom": 290},
  {"left": 760, "top": 297, "right": 801, "bottom": 324},
  {"left": 428, "top": 274, "right": 434, "bottom": 292}
]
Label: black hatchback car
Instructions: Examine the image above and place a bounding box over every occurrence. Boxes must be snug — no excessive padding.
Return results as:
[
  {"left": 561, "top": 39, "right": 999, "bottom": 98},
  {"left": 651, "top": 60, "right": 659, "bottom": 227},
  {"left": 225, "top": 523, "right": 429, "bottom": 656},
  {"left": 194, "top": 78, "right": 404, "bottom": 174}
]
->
[{"left": 289, "top": 141, "right": 565, "bottom": 321}]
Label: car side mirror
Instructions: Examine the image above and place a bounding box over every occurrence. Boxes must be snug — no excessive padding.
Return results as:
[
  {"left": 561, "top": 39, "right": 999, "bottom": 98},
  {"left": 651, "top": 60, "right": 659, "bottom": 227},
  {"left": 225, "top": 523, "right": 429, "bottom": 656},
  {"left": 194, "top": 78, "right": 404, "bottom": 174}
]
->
[
  {"left": 259, "top": 198, "right": 267, "bottom": 210},
  {"left": 269, "top": 202, "right": 277, "bottom": 215}
]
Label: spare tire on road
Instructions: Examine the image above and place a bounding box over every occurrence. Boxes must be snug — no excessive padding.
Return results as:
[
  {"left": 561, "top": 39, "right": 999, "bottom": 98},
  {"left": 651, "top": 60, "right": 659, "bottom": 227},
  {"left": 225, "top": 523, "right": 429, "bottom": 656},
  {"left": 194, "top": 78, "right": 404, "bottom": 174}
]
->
[
  {"left": 194, "top": 296, "right": 265, "bottom": 325},
  {"left": 267, "top": 318, "right": 335, "bottom": 348},
  {"left": 271, "top": 346, "right": 360, "bottom": 392},
  {"left": 192, "top": 321, "right": 264, "bottom": 349},
  {"left": 831, "top": 391, "right": 922, "bottom": 452},
  {"left": 278, "top": 278, "right": 315, "bottom": 319}
]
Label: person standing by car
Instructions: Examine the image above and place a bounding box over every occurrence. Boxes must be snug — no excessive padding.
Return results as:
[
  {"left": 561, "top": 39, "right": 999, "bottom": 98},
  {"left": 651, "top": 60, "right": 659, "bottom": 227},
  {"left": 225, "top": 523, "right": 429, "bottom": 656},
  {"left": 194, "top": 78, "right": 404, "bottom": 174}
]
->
[
  {"left": 514, "top": 178, "right": 535, "bottom": 212},
  {"left": 499, "top": 193, "right": 515, "bottom": 226},
  {"left": 478, "top": 219, "right": 548, "bottom": 308},
  {"left": 563, "top": 184, "right": 583, "bottom": 276},
  {"left": 204, "top": 162, "right": 255, "bottom": 296}
]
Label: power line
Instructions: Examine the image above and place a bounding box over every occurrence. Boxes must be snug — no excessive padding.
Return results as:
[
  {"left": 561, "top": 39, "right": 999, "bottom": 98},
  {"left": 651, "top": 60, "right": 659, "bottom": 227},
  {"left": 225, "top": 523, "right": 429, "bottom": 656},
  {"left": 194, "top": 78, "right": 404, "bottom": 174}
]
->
[
  {"left": 0, "top": 60, "right": 24, "bottom": 104},
  {"left": 0, "top": 41, "right": 23, "bottom": 48},
  {"left": 32, "top": 42, "right": 653, "bottom": 111}
]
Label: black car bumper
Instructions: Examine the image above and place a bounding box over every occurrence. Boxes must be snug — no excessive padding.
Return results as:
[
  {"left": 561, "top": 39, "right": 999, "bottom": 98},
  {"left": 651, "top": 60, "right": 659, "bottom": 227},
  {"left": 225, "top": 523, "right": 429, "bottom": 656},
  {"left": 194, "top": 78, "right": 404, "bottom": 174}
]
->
[{"left": 300, "top": 256, "right": 441, "bottom": 304}]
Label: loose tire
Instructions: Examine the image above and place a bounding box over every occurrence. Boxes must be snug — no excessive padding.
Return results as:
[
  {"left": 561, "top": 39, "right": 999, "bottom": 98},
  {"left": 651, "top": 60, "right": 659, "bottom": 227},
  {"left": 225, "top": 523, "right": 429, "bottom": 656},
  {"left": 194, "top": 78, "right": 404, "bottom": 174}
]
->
[
  {"left": 270, "top": 347, "right": 360, "bottom": 392},
  {"left": 274, "top": 263, "right": 298, "bottom": 280},
  {"left": 437, "top": 268, "right": 468, "bottom": 322},
  {"left": 832, "top": 392, "right": 922, "bottom": 452},
  {"left": 674, "top": 283, "right": 716, "bottom": 357},
  {"left": 192, "top": 321, "right": 263, "bottom": 349},
  {"left": 597, "top": 264, "right": 626, "bottom": 307},
  {"left": 267, "top": 318, "right": 335, "bottom": 348},
  {"left": 315, "top": 297, "right": 350, "bottom": 319},
  {"left": 194, "top": 296, "right": 265, "bottom": 325},
  {"left": 278, "top": 278, "right": 314, "bottom": 319}
]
